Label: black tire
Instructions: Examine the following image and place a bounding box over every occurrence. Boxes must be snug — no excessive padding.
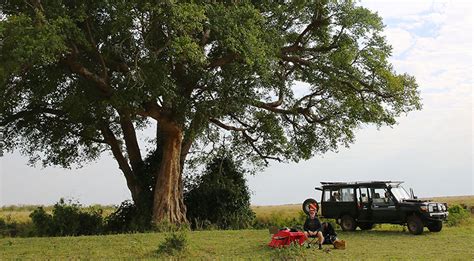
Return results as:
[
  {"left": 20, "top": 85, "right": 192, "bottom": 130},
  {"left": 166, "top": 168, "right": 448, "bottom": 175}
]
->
[
  {"left": 427, "top": 221, "right": 443, "bottom": 232},
  {"left": 340, "top": 215, "right": 356, "bottom": 231},
  {"left": 407, "top": 215, "right": 424, "bottom": 235},
  {"left": 358, "top": 223, "right": 374, "bottom": 230},
  {"left": 302, "top": 198, "right": 318, "bottom": 215}
]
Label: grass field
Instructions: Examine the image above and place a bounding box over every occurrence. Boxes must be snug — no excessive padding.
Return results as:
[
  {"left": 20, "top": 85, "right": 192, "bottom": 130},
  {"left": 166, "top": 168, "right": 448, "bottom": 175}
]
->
[
  {"left": 1, "top": 219, "right": 473, "bottom": 259},
  {"left": 1, "top": 195, "right": 473, "bottom": 259}
]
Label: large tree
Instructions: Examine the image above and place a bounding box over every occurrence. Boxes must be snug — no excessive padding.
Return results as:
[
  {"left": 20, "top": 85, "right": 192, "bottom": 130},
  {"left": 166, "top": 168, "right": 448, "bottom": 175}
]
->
[{"left": 0, "top": 0, "right": 420, "bottom": 225}]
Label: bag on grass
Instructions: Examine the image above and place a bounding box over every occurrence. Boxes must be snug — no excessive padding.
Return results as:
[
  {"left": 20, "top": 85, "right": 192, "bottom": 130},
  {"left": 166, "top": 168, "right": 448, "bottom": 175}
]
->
[{"left": 333, "top": 239, "right": 346, "bottom": 249}]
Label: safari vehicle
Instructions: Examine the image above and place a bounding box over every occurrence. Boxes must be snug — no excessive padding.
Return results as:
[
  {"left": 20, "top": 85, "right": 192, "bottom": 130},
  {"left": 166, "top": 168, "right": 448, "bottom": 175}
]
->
[{"left": 303, "top": 181, "right": 449, "bottom": 235}]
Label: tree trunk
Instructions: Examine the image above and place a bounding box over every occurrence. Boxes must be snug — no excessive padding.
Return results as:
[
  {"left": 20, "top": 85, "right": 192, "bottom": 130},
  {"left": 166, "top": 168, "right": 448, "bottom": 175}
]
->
[{"left": 152, "top": 119, "right": 187, "bottom": 225}]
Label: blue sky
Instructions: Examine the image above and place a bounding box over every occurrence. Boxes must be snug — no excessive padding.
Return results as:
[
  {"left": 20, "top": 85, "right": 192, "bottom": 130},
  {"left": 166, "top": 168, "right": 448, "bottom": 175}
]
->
[{"left": 0, "top": 0, "right": 472, "bottom": 206}]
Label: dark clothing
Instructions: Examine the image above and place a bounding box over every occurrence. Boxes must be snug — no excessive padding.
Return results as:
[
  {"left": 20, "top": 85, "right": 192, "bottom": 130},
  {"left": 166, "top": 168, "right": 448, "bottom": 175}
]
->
[
  {"left": 304, "top": 216, "right": 322, "bottom": 232},
  {"left": 321, "top": 222, "right": 337, "bottom": 244}
]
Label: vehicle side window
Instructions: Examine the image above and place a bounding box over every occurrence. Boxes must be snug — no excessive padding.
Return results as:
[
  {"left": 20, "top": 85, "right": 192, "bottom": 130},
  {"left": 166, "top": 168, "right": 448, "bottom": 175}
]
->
[
  {"left": 372, "top": 188, "right": 394, "bottom": 205},
  {"left": 323, "top": 190, "right": 332, "bottom": 202},
  {"left": 324, "top": 189, "right": 343, "bottom": 202},
  {"left": 358, "top": 187, "right": 370, "bottom": 203},
  {"left": 339, "top": 188, "right": 354, "bottom": 202}
]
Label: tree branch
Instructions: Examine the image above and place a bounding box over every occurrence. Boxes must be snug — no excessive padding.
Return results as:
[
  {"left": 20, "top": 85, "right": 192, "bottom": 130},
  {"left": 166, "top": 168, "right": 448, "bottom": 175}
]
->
[
  {"left": 1, "top": 107, "right": 65, "bottom": 126},
  {"left": 137, "top": 101, "right": 164, "bottom": 121},
  {"left": 118, "top": 110, "right": 144, "bottom": 172},
  {"left": 209, "top": 118, "right": 248, "bottom": 132},
  {"left": 208, "top": 53, "right": 239, "bottom": 68},
  {"left": 63, "top": 46, "right": 112, "bottom": 97},
  {"left": 242, "top": 132, "right": 282, "bottom": 164},
  {"left": 100, "top": 123, "right": 139, "bottom": 198},
  {"left": 85, "top": 18, "right": 108, "bottom": 79}
]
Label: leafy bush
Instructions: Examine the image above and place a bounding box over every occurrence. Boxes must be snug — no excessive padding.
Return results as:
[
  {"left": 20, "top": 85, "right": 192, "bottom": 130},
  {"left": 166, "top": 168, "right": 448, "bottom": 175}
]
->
[
  {"left": 156, "top": 231, "right": 188, "bottom": 255},
  {"left": 29, "top": 199, "right": 103, "bottom": 236},
  {"left": 446, "top": 204, "right": 470, "bottom": 227},
  {"left": 184, "top": 156, "right": 255, "bottom": 229},
  {"left": 105, "top": 200, "right": 151, "bottom": 233},
  {"left": 29, "top": 207, "right": 54, "bottom": 236},
  {"left": 0, "top": 217, "right": 18, "bottom": 237}
]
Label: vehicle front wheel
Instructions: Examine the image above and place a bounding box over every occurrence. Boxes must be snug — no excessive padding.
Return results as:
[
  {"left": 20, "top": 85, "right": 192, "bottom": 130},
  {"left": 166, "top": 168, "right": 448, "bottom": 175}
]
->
[
  {"left": 340, "top": 215, "right": 356, "bottom": 231},
  {"left": 358, "top": 223, "right": 374, "bottom": 230},
  {"left": 407, "top": 215, "right": 424, "bottom": 235},
  {"left": 427, "top": 221, "right": 443, "bottom": 232}
]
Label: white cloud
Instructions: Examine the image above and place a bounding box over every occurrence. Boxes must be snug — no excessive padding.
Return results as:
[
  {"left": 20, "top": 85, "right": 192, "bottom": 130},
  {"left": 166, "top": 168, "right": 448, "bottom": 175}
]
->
[
  {"left": 383, "top": 1, "right": 472, "bottom": 111},
  {"left": 360, "top": 0, "right": 434, "bottom": 19},
  {"left": 384, "top": 28, "right": 414, "bottom": 56}
]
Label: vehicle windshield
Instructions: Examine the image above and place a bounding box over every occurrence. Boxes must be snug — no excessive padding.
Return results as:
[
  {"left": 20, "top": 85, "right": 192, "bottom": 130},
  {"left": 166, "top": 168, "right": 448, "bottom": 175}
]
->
[{"left": 390, "top": 186, "right": 411, "bottom": 201}]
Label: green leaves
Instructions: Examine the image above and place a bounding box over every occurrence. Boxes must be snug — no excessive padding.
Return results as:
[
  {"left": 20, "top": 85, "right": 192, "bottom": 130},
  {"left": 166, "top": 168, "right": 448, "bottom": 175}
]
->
[
  {"left": 1, "top": 0, "right": 421, "bottom": 171},
  {"left": 0, "top": 14, "right": 67, "bottom": 72}
]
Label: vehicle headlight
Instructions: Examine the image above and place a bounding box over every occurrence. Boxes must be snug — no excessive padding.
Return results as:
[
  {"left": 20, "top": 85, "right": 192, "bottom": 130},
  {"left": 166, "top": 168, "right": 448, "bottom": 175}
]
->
[{"left": 428, "top": 205, "right": 434, "bottom": 212}]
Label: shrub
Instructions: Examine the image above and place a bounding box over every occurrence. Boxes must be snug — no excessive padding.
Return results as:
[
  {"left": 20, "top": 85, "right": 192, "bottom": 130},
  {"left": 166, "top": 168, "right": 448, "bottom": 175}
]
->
[
  {"left": 156, "top": 231, "right": 188, "bottom": 255},
  {"left": 184, "top": 156, "right": 255, "bottom": 230},
  {"left": 104, "top": 200, "right": 151, "bottom": 233},
  {"left": 0, "top": 217, "right": 18, "bottom": 237},
  {"left": 29, "top": 207, "right": 54, "bottom": 236},
  {"left": 29, "top": 199, "right": 103, "bottom": 236},
  {"left": 446, "top": 204, "right": 470, "bottom": 227}
]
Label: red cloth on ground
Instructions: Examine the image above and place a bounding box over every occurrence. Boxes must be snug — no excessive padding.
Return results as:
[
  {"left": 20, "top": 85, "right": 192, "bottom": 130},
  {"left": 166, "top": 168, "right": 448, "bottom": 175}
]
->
[{"left": 268, "top": 229, "right": 308, "bottom": 248}]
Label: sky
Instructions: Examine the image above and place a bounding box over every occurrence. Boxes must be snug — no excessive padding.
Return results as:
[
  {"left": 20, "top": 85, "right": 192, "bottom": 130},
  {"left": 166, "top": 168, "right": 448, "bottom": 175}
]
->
[{"left": 0, "top": 0, "right": 472, "bottom": 206}]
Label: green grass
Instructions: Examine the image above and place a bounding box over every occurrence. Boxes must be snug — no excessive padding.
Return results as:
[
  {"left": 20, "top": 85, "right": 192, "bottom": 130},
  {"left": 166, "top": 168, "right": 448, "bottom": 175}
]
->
[
  {"left": 1, "top": 196, "right": 473, "bottom": 259},
  {"left": 1, "top": 219, "right": 473, "bottom": 260}
]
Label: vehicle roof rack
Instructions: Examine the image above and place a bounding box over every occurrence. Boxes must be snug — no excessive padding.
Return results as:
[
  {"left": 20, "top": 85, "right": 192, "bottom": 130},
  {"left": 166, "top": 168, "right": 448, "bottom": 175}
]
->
[{"left": 320, "top": 181, "right": 404, "bottom": 186}]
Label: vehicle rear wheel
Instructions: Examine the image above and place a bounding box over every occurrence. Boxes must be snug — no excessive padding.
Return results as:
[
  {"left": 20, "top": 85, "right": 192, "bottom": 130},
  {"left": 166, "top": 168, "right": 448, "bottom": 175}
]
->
[
  {"left": 358, "top": 223, "right": 374, "bottom": 230},
  {"left": 427, "top": 221, "right": 442, "bottom": 232},
  {"left": 302, "top": 198, "right": 318, "bottom": 215},
  {"left": 407, "top": 215, "right": 424, "bottom": 235},
  {"left": 340, "top": 215, "right": 356, "bottom": 231}
]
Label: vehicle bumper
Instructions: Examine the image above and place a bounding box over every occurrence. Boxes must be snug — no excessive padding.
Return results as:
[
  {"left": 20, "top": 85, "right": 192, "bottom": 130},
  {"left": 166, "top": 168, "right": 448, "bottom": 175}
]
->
[{"left": 423, "top": 211, "right": 449, "bottom": 221}]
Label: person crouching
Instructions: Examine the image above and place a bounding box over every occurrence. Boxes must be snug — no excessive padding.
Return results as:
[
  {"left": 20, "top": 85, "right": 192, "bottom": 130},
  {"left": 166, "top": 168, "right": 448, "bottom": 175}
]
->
[{"left": 304, "top": 203, "right": 324, "bottom": 249}]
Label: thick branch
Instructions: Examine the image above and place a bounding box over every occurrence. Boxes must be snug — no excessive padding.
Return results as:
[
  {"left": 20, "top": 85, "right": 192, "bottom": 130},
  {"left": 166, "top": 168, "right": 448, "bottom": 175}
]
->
[
  {"left": 118, "top": 111, "right": 144, "bottom": 171},
  {"left": 209, "top": 118, "right": 248, "bottom": 132},
  {"left": 138, "top": 101, "right": 164, "bottom": 120},
  {"left": 100, "top": 124, "right": 139, "bottom": 199},
  {"left": 1, "top": 107, "right": 65, "bottom": 126},
  {"left": 280, "top": 55, "right": 311, "bottom": 66},
  {"left": 85, "top": 18, "right": 108, "bottom": 79},
  {"left": 63, "top": 48, "right": 112, "bottom": 97},
  {"left": 208, "top": 53, "right": 239, "bottom": 68}
]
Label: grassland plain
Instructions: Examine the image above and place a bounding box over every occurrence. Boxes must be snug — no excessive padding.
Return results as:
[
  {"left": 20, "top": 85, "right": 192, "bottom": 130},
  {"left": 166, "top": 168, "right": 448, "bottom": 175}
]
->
[
  {"left": 1, "top": 219, "right": 473, "bottom": 260},
  {"left": 1, "top": 196, "right": 473, "bottom": 260}
]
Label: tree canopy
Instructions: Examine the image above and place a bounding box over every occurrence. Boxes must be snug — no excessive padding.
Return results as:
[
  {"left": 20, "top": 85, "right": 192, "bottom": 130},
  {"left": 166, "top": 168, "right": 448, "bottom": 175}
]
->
[{"left": 0, "top": 0, "right": 421, "bottom": 224}]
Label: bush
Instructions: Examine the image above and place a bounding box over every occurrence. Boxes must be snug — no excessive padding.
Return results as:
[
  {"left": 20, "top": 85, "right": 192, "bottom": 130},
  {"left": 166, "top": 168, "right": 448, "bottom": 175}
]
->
[
  {"left": 30, "top": 199, "right": 103, "bottom": 236},
  {"left": 184, "top": 156, "right": 255, "bottom": 230},
  {"left": 0, "top": 217, "right": 18, "bottom": 237},
  {"left": 446, "top": 204, "right": 470, "bottom": 227},
  {"left": 29, "top": 207, "right": 54, "bottom": 236},
  {"left": 156, "top": 231, "right": 188, "bottom": 255},
  {"left": 104, "top": 200, "right": 151, "bottom": 233}
]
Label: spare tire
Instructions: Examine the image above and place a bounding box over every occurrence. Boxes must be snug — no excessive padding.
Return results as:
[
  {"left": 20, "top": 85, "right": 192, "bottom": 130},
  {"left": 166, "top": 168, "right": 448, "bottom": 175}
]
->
[{"left": 302, "top": 198, "right": 319, "bottom": 215}]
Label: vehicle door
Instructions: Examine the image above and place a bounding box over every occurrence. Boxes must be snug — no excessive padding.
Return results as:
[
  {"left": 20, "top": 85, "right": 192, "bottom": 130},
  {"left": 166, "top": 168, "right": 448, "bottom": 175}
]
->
[
  {"left": 370, "top": 187, "right": 398, "bottom": 222},
  {"left": 321, "top": 187, "right": 357, "bottom": 218},
  {"left": 356, "top": 187, "right": 372, "bottom": 222}
]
